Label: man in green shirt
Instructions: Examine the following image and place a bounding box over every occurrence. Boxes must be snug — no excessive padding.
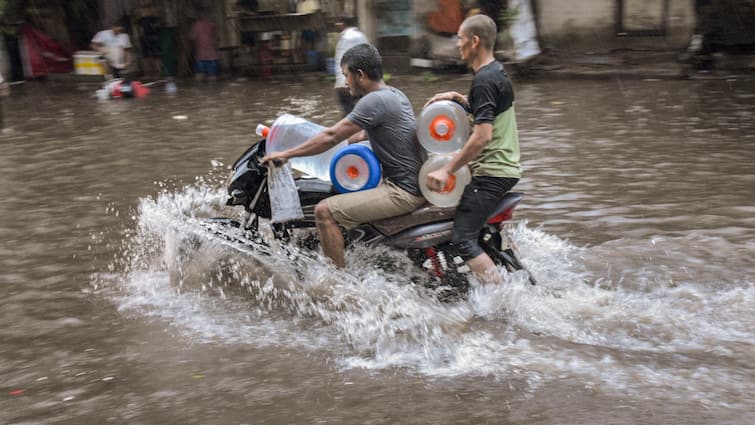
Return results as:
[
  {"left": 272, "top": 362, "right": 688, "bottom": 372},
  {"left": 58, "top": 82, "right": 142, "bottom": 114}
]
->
[{"left": 425, "top": 14, "right": 521, "bottom": 285}]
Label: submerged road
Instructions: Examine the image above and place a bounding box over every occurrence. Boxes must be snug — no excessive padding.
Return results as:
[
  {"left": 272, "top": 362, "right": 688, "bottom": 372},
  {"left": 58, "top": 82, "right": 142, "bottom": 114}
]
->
[{"left": 0, "top": 74, "right": 753, "bottom": 424}]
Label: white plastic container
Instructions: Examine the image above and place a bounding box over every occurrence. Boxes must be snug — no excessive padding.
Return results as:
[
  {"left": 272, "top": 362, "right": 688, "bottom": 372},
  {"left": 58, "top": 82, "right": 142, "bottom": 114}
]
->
[
  {"left": 258, "top": 114, "right": 347, "bottom": 181},
  {"left": 418, "top": 154, "right": 471, "bottom": 207},
  {"left": 95, "top": 88, "right": 109, "bottom": 101},
  {"left": 329, "top": 144, "right": 381, "bottom": 193},
  {"left": 267, "top": 163, "right": 304, "bottom": 223},
  {"left": 417, "top": 100, "right": 470, "bottom": 154}
]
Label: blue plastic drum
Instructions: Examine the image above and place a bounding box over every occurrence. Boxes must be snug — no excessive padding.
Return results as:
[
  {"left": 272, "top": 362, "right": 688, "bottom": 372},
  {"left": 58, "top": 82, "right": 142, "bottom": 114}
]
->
[{"left": 329, "top": 144, "right": 382, "bottom": 193}]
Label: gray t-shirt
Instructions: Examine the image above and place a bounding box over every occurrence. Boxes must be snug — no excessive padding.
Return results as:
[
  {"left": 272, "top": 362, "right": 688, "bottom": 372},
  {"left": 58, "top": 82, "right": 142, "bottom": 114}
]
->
[{"left": 347, "top": 87, "right": 424, "bottom": 196}]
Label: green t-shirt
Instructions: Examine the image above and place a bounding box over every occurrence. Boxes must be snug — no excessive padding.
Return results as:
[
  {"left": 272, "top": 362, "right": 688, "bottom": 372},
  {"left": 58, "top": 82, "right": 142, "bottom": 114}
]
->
[{"left": 467, "top": 61, "right": 522, "bottom": 179}]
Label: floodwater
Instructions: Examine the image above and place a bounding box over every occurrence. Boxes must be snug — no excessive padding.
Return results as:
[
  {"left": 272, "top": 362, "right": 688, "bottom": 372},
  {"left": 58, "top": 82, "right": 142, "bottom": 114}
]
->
[{"left": 0, "top": 72, "right": 753, "bottom": 425}]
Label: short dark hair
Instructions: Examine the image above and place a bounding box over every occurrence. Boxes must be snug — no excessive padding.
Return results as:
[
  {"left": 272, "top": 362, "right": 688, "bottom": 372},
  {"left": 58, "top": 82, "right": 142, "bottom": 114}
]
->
[
  {"left": 460, "top": 14, "right": 497, "bottom": 50},
  {"left": 340, "top": 43, "right": 383, "bottom": 81},
  {"left": 112, "top": 16, "right": 128, "bottom": 29},
  {"left": 337, "top": 16, "right": 358, "bottom": 27}
]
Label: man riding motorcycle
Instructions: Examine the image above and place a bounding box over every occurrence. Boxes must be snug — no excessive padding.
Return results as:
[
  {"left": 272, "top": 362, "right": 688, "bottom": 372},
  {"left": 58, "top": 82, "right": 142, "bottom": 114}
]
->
[
  {"left": 425, "top": 14, "right": 522, "bottom": 285},
  {"left": 262, "top": 43, "right": 425, "bottom": 268}
]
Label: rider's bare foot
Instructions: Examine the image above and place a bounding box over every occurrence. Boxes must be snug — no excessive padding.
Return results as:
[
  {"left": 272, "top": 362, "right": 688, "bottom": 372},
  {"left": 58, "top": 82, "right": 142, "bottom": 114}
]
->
[{"left": 477, "top": 267, "right": 503, "bottom": 285}]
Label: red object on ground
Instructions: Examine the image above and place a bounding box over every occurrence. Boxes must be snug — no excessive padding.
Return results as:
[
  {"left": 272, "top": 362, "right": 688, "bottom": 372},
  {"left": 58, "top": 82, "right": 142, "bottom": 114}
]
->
[
  {"left": 130, "top": 81, "right": 150, "bottom": 98},
  {"left": 9, "top": 389, "right": 26, "bottom": 396},
  {"left": 110, "top": 80, "right": 151, "bottom": 98}
]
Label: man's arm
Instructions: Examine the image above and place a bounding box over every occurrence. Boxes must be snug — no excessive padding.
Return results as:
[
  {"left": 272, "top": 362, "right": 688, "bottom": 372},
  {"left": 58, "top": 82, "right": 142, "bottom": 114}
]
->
[
  {"left": 424, "top": 91, "right": 468, "bottom": 109},
  {"left": 91, "top": 41, "right": 105, "bottom": 53},
  {"left": 444, "top": 122, "right": 492, "bottom": 172},
  {"left": 347, "top": 129, "right": 368, "bottom": 143},
  {"left": 91, "top": 31, "right": 106, "bottom": 53},
  {"left": 123, "top": 35, "right": 133, "bottom": 66},
  {"left": 262, "top": 117, "right": 362, "bottom": 164}
]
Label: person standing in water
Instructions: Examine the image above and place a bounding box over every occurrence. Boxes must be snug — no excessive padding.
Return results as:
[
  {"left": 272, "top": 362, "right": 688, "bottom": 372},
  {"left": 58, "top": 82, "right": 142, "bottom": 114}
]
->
[
  {"left": 133, "top": 0, "right": 163, "bottom": 79},
  {"left": 189, "top": 7, "right": 219, "bottom": 81},
  {"left": 333, "top": 16, "right": 368, "bottom": 116},
  {"left": 91, "top": 18, "right": 133, "bottom": 79}
]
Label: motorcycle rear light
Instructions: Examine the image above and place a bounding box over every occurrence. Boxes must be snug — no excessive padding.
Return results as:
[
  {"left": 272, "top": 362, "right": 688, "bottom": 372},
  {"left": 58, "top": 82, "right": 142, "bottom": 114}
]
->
[{"left": 487, "top": 208, "right": 513, "bottom": 225}]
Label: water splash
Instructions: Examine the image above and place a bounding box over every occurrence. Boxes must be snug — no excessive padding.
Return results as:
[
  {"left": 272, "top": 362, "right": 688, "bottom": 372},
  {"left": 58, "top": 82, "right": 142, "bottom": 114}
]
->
[{"left": 94, "top": 179, "right": 755, "bottom": 409}]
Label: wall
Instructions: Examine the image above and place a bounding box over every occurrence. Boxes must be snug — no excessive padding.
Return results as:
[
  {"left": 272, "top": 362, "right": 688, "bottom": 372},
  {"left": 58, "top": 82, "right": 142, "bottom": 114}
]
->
[{"left": 535, "top": 0, "right": 695, "bottom": 50}]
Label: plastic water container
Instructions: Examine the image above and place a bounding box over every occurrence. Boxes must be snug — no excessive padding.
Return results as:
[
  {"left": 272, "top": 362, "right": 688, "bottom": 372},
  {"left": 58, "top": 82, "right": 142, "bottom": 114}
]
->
[
  {"left": 257, "top": 114, "right": 347, "bottom": 181},
  {"left": 329, "top": 144, "right": 381, "bottom": 193},
  {"left": 165, "top": 80, "right": 177, "bottom": 95},
  {"left": 96, "top": 88, "right": 109, "bottom": 101},
  {"left": 418, "top": 154, "right": 471, "bottom": 207},
  {"left": 267, "top": 163, "right": 304, "bottom": 223},
  {"left": 417, "top": 100, "right": 470, "bottom": 154}
]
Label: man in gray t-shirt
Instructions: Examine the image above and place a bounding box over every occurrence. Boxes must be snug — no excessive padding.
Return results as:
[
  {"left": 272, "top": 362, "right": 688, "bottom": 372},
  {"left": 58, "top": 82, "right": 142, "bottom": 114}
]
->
[
  {"left": 347, "top": 86, "right": 424, "bottom": 196},
  {"left": 262, "top": 44, "right": 425, "bottom": 268}
]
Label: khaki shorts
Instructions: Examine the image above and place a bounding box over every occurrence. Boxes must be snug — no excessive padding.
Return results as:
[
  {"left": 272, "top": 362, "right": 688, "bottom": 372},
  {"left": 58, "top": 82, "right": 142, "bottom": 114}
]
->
[{"left": 326, "top": 180, "right": 426, "bottom": 229}]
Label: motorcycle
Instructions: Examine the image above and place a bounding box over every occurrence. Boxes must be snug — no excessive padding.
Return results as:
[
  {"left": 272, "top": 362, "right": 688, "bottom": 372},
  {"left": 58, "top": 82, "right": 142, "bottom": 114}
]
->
[{"left": 206, "top": 137, "right": 535, "bottom": 291}]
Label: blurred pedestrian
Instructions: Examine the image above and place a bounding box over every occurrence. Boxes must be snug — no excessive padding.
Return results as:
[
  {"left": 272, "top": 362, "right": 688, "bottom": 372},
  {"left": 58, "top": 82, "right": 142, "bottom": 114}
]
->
[
  {"left": 189, "top": 7, "right": 219, "bottom": 81},
  {"left": 132, "top": 0, "right": 163, "bottom": 79},
  {"left": 91, "top": 18, "right": 133, "bottom": 79},
  {"left": 334, "top": 16, "right": 368, "bottom": 116},
  {"left": 160, "top": 0, "right": 179, "bottom": 79}
]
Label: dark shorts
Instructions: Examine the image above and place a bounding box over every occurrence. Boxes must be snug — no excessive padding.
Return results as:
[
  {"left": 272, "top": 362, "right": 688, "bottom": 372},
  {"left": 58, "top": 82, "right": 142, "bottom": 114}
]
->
[
  {"left": 195, "top": 60, "right": 219, "bottom": 76},
  {"left": 301, "top": 30, "right": 318, "bottom": 42},
  {"left": 451, "top": 176, "right": 519, "bottom": 260}
]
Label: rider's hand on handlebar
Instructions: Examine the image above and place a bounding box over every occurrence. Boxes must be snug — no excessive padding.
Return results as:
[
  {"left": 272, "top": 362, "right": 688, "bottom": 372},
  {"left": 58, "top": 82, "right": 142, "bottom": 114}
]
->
[{"left": 260, "top": 152, "right": 288, "bottom": 167}]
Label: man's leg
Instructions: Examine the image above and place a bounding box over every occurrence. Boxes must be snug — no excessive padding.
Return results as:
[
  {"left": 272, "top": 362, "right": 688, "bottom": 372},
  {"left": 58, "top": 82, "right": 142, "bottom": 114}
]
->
[
  {"left": 452, "top": 177, "right": 518, "bottom": 285},
  {"left": 194, "top": 60, "right": 205, "bottom": 81},
  {"left": 466, "top": 253, "right": 502, "bottom": 285},
  {"left": 314, "top": 200, "right": 346, "bottom": 268}
]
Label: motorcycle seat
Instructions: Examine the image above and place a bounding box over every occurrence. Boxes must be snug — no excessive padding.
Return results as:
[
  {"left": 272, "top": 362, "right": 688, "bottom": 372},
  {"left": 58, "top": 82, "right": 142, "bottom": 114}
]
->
[
  {"left": 370, "top": 192, "right": 524, "bottom": 236},
  {"left": 486, "top": 192, "right": 524, "bottom": 221},
  {"left": 371, "top": 203, "right": 457, "bottom": 236}
]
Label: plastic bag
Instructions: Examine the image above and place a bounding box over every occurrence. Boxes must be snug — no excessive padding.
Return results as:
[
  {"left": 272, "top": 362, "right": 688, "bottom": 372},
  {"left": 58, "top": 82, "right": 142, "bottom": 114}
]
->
[{"left": 267, "top": 163, "right": 304, "bottom": 223}]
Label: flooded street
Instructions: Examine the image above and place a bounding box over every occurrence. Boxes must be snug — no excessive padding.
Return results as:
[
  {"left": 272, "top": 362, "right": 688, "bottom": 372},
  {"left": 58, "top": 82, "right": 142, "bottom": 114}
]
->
[{"left": 1, "top": 73, "right": 753, "bottom": 424}]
